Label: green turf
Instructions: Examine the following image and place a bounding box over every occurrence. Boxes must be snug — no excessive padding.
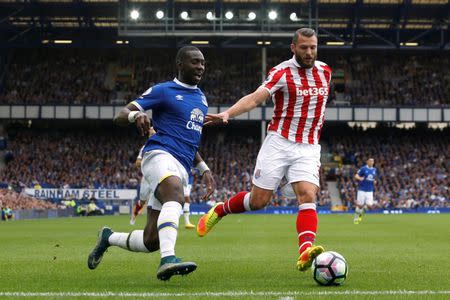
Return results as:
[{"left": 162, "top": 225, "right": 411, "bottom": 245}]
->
[{"left": 0, "top": 214, "right": 449, "bottom": 300}]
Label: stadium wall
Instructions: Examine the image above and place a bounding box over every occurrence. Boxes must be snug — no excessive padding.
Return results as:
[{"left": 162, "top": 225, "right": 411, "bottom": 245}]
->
[
  {"left": 12, "top": 208, "right": 76, "bottom": 220},
  {"left": 8, "top": 205, "right": 450, "bottom": 221},
  {"left": 0, "top": 105, "right": 449, "bottom": 123}
]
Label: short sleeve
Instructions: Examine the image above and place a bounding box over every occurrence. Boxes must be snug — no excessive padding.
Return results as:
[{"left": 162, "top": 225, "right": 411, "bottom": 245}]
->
[
  {"left": 321, "top": 64, "right": 333, "bottom": 84},
  {"left": 130, "top": 84, "right": 165, "bottom": 112},
  {"left": 357, "top": 168, "right": 365, "bottom": 177},
  {"left": 261, "top": 68, "right": 286, "bottom": 96}
]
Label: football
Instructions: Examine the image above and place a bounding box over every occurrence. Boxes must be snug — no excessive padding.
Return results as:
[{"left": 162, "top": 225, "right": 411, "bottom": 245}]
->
[{"left": 312, "top": 251, "right": 348, "bottom": 286}]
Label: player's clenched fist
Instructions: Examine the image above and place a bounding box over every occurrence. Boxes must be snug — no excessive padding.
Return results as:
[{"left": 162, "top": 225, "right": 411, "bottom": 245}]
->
[
  {"left": 128, "top": 111, "right": 150, "bottom": 136},
  {"left": 133, "top": 112, "right": 151, "bottom": 136},
  {"left": 205, "top": 112, "right": 230, "bottom": 125}
]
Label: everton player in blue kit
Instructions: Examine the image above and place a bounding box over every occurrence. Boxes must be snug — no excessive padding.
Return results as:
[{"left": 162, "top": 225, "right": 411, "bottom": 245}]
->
[
  {"left": 87, "top": 46, "right": 215, "bottom": 281},
  {"left": 353, "top": 158, "right": 377, "bottom": 224}
]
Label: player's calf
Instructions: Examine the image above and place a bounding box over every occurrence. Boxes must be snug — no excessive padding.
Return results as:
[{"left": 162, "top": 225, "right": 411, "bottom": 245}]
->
[{"left": 143, "top": 234, "right": 159, "bottom": 252}]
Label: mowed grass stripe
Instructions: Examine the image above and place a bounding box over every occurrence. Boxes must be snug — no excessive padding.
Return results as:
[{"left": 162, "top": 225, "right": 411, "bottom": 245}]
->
[{"left": 1, "top": 290, "right": 450, "bottom": 297}]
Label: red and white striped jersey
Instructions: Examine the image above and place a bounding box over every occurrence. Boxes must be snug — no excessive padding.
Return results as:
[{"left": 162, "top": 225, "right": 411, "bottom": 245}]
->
[{"left": 261, "top": 56, "right": 332, "bottom": 145}]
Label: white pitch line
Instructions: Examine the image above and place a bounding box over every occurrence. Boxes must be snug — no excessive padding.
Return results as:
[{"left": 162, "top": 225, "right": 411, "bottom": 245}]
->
[{"left": 0, "top": 290, "right": 450, "bottom": 298}]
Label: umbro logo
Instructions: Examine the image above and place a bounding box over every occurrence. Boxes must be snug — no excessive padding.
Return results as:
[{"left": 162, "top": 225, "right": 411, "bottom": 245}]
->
[{"left": 176, "top": 95, "right": 183, "bottom": 101}]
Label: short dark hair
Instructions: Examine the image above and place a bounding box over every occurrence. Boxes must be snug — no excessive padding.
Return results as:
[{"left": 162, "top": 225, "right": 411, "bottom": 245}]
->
[
  {"left": 292, "top": 28, "right": 317, "bottom": 44},
  {"left": 176, "top": 46, "right": 201, "bottom": 64}
]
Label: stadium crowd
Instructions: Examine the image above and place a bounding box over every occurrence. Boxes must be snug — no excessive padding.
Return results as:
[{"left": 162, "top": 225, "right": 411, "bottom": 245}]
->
[
  {"left": 344, "top": 54, "right": 450, "bottom": 106},
  {"left": 1, "top": 49, "right": 449, "bottom": 107},
  {"left": 330, "top": 125, "right": 449, "bottom": 209},
  {"left": 0, "top": 188, "right": 57, "bottom": 211},
  {"left": 0, "top": 49, "right": 108, "bottom": 105},
  {"left": 0, "top": 127, "right": 143, "bottom": 189}
]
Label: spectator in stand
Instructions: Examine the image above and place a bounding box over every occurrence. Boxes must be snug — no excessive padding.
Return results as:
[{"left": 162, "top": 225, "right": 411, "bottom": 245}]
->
[
  {"left": 87, "top": 197, "right": 103, "bottom": 216},
  {"left": 2, "top": 206, "right": 13, "bottom": 221}
]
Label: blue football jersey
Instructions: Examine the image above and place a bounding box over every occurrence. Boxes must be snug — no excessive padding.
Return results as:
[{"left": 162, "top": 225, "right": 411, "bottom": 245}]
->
[
  {"left": 131, "top": 78, "right": 208, "bottom": 173},
  {"left": 357, "top": 165, "right": 377, "bottom": 192}
]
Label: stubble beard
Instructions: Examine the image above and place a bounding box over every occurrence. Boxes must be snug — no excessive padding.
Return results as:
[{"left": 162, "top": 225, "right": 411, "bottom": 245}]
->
[{"left": 295, "top": 54, "right": 316, "bottom": 69}]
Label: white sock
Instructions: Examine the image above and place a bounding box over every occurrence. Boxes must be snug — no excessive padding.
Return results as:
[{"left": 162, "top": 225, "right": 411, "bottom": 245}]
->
[
  {"left": 108, "top": 230, "right": 149, "bottom": 252},
  {"left": 157, "top": 201, "right": 182, "bottom": 258},
  {"left": 108, "top": 232, "right": 128, "bottom": 249},
  {"left": 183, "top": 202, "right": 191, "bottom": 225},
  {"left": 243, "top": 192, "right": 252, "bottom": 211}
]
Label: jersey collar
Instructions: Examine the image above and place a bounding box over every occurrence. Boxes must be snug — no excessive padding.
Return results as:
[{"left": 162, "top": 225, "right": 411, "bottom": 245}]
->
[
  {"left": 174, "top": 78, "right": 197, "bottom": 89},
  {"left": 291, "top": 55, "right": 301, "bottom": 67}
]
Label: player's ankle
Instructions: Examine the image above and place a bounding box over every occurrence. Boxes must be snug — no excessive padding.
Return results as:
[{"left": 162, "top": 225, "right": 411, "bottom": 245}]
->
[{"left": 214, "top": 203, "right": 226, "bottom": 217}]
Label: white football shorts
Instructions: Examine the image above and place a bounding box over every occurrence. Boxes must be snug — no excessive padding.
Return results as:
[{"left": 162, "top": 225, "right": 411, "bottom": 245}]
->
[
  {"left": 356, "top": 190, "right": 374, "bottom": 207},
  {"left": 253, "top": 132, "right": 321, "bottom": 190},
  {"left": 141, "top": 150, "right": 189, "bottom": 211}
]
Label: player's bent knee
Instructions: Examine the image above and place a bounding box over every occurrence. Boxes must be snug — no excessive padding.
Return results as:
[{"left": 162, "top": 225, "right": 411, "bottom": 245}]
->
[
  {"left": 249, "top": 200, "right": 266, "bottom": 210},
  {"left": 249, "top": 189, "right": 273, "bottom": 210},
  {"left": 299, "top": 189, "right": 317, "bottom": 204}
]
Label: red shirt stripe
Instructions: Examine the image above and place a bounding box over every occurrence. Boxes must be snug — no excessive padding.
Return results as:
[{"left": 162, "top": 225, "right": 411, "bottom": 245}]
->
[
  {"left": 308, "top": 67, "right": 325, "bottom": 144},
  {"left": 268, "top": 89, "right": 285, "bottom": 132},
  {"left": 264, "top": 68, "right": 285, "bottom": 91}
]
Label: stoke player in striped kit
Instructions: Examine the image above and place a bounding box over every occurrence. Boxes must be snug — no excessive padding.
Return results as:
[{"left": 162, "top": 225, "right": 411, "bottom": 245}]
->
[{"left": 197, "top": 28, "right": 331, "bottom": 272}]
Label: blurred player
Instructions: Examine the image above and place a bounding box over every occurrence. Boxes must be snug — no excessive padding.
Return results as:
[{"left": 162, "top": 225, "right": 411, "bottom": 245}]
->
[
  {"left": 182, "top": 174, "right": 196, "bottom": 229},
  {"left": 87, "top": 46, "right": 215, "bottom": 281},
  {"left": 198, "top": 28, "right": 332, "bottom": 272},
  {"left": 130, "top": 145, "right": 150, "bottom": 226},
  {"left": 353, "top": 158, "right": 377, "bottom": 224}
]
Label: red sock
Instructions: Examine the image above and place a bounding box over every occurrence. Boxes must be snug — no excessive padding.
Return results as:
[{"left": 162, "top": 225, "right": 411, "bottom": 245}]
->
[
  {"left": 296, "top": 203, "right": 318, "bottom": 254},
  {"left": 214, "top": 191, "right": 249, "bottom": 217}
]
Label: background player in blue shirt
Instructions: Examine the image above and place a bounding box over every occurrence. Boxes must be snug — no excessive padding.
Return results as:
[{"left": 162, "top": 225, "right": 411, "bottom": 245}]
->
[
  {"left": 354, "top": 157, "right": 377, "bottom": 224},
  {"left": 87, "top": 46, "right": 215, "bottom": 281}
]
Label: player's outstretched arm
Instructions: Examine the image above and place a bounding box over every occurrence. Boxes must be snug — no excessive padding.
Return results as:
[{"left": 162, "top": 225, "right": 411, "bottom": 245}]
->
[
  {"left": 113, "top": 103, "right": 151, "bottom": 136},
  {"left": 205, "top": 87, "right": 269, "bottom": 125}
]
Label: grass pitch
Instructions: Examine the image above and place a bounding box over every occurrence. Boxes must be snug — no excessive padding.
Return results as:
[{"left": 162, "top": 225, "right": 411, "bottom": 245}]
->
[{"left": 0, "top": 213, "right": 449, "bottom": 299}]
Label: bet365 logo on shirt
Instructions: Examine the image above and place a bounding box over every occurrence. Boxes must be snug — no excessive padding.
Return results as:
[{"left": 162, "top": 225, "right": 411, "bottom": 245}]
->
[
  {"left": 186, "top": 108, "right": 204, "bottom": 133},
  {"left": 297, "top": 87, "right": 328, "bottom": 97}
]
